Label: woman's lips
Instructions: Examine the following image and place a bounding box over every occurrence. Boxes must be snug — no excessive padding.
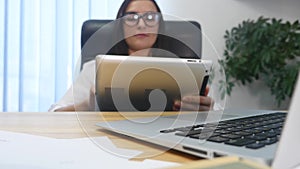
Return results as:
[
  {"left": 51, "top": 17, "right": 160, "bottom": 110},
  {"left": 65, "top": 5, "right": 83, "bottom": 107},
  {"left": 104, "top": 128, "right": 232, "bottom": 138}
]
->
[{"left": 134, "top": 33, "right": 149, "bottom": 38}]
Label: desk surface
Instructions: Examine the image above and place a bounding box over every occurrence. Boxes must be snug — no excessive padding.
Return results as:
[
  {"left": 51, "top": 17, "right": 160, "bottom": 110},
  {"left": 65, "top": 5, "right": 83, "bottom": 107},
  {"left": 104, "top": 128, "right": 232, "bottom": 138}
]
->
[{"left": 0, "top": 111, "right": 199, "bottom": 164}]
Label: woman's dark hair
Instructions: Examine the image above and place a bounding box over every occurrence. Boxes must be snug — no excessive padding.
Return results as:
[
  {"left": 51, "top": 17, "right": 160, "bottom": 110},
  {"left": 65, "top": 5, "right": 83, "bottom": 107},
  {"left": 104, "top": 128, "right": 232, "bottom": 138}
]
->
[{"left": 107, "top": 0, "right": 165, "bottom": 55}]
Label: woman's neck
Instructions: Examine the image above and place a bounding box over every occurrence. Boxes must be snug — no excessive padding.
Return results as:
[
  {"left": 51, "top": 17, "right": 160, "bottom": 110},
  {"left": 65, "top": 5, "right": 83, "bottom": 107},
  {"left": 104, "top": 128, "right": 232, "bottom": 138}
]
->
[{"left": 128, "top": 48, "right": 151, "bottom": 56}]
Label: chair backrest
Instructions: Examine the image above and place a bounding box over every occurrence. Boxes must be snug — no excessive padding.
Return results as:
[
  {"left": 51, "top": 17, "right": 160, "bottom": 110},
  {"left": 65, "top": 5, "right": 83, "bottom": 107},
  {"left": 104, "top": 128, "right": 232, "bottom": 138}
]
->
[{"left": 81, "top": 19, "right": 202, "bottom": 69}]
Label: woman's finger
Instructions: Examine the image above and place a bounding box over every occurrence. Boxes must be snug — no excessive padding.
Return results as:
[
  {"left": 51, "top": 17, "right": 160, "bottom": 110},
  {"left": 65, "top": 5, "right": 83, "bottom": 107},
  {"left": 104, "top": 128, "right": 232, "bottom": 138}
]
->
[{"left": 173, "top": 96, "right": 214, "bottom": 111}]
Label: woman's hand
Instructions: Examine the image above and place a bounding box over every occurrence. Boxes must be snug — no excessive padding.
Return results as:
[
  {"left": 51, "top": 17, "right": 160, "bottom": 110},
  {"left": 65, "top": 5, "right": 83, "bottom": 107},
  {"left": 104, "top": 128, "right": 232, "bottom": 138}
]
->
[
  {"left": 172, "top": 87, "right": 214, "bottom": 111},
  {"left": 88, "top": 84, "right": 97, "bottom": 111}
]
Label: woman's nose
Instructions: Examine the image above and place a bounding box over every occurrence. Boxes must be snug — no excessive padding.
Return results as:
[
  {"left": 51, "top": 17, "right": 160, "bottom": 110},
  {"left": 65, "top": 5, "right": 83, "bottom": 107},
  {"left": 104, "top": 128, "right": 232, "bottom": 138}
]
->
[{"left": 137, "top": 18, "right": 146, "bottom": 29}]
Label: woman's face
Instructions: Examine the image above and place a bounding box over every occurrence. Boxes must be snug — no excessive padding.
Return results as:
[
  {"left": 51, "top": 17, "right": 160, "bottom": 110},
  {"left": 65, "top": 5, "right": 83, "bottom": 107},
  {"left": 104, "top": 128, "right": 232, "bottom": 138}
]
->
[{"left": 123, "top": 0, "right": 160, "bottom": 55}]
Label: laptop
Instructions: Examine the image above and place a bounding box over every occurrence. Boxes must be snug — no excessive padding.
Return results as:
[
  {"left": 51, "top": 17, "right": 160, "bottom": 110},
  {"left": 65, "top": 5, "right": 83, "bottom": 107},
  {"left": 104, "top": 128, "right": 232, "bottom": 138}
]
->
[
  {"left": 96, "top": 57, "right": 300, "bottom": 168},
  {"left": 95, "top": 55, "right": 212, "bottom": 111}
]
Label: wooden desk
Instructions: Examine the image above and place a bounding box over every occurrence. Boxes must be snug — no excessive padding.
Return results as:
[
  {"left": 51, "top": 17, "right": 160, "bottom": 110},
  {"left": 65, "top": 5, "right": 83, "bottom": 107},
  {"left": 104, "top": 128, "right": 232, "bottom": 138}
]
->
[{"left": 0, "top": 111, "right": 199, "bottom": 164}]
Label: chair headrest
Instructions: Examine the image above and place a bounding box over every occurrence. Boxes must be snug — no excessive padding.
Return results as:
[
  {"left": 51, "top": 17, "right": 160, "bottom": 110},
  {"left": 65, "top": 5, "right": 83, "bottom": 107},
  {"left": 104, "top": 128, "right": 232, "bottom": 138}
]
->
[{"left": 81, "top": 19, "right": 202, "bottom": 68}]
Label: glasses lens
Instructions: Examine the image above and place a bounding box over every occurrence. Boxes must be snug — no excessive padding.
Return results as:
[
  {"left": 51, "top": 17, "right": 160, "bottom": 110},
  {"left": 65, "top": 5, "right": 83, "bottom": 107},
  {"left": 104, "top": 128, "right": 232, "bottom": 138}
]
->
[
  {"left": 143, "top": 12, "right": 160, "bottom": 27},
  {"left": 123, "top": 14, "right": 139, "bottom": 26}
]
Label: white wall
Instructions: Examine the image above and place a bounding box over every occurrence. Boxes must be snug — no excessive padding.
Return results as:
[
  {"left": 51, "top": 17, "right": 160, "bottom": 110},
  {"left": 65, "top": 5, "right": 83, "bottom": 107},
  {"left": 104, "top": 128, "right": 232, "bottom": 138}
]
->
[{"left": 157, "top": 0, "right": 300, "bottom": 110}]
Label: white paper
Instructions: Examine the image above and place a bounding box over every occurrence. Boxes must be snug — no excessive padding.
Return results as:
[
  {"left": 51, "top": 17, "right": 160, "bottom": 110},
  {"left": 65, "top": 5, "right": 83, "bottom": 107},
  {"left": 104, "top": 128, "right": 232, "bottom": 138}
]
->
[
  {"left": 293, "top": 165, "right": 300, "bottom": 169},
  {"left": 0, "top": 131, "right": 178, "bottom": 169}
]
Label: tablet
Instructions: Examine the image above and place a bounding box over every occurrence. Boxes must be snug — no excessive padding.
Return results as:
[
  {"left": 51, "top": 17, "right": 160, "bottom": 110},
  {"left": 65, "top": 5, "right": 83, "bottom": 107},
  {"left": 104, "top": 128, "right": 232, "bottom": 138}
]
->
[{"left": 95, "top": 55, "right": 212, "bottom": 111}]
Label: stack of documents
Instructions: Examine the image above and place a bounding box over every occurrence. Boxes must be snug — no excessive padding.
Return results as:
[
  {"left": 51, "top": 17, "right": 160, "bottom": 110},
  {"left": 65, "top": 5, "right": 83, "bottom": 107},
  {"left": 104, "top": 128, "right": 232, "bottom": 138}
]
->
[{"left": 0, "top": 131, "right": 178, "bottom": 169}]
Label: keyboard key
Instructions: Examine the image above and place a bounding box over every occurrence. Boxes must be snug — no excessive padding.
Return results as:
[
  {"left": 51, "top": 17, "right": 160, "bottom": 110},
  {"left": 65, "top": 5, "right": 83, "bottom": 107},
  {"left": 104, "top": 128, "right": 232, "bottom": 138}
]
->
[
  {"left": 189, "top": 132, "right": 220, "bottom": 140},
  {"left": 233, "top": 131, "right": 251, "bottom": 136},
  {"left": 160, "top": 129, "right": 176, "bottom": 133},
  {"left": 208, "top": 136, "right": 229, "bottom": 143},
  {"left": 246, "top": 142, "right": 266, "bottom": 149},
  {"left": 214, "top": 129, "right": 232, "bottom": 134},
  {"left": 261, "top": 137, "right": 278, "bottom": 145},
  {"left": 221, "top": 134, "right": 241, "bottom": 139},
  {"left": 256, "top": 131, "right": 277, "bottom": 138},
  {"left": 175, "top": 129, "right": 203, "bottom": 137},
  {"left": 175, "top": 127, "right": 194, "bottom": 132},
  {"left": 226, "top": 128, "right": 243, "bottom": 132},
  {"left": 225, "top": 138, "right": 256, "bottom": 146},
  {"left": 245, "top": 135, "right": 267, "bottom": 141}
]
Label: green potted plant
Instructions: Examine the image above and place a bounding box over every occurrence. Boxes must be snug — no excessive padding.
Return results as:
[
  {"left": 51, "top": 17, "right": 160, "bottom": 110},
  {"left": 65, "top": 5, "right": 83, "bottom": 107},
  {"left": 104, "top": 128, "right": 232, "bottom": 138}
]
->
[{"left": 219, "top": 16, "right": 300, "bottom": 107}]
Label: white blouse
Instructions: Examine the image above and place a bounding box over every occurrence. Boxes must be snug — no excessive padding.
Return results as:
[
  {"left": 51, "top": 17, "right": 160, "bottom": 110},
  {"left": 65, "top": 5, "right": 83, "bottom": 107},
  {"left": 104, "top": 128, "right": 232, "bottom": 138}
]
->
[{"left": 48, "top": 60, "right": 97, "bottom": 112}]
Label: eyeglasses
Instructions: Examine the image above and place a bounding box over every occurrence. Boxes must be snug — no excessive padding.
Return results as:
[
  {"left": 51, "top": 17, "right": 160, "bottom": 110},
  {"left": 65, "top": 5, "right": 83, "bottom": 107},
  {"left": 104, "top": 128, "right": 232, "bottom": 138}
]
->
[{"left": 123, "top": 12, "right": 161, "bottom": 27}]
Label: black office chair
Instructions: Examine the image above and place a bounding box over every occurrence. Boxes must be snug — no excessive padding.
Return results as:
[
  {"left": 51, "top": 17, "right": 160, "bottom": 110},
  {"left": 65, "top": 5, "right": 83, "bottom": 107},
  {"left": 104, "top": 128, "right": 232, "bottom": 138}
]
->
[{"left": 80, "top": 19, "right": 202, "bottom": 69}]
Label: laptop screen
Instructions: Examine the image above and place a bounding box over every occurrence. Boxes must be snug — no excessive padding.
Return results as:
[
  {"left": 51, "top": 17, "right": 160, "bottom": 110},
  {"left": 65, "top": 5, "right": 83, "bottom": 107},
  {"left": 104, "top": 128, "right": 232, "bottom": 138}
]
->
[{"left": 272, "top": 72, "right": 300, "bottom": 169}]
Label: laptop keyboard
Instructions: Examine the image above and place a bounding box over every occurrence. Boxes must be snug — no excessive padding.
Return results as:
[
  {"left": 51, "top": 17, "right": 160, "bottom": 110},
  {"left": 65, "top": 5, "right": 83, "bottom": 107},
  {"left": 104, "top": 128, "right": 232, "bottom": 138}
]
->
[{"left": 160, "top": 112, "right": 286, "bottom": 149}]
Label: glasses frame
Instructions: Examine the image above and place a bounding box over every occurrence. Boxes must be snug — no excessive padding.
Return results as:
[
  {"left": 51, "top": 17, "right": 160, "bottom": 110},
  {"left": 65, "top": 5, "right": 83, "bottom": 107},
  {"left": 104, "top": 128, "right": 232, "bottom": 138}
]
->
[{"left": 122, "top": 11, "right": 161, "bottom": 27}]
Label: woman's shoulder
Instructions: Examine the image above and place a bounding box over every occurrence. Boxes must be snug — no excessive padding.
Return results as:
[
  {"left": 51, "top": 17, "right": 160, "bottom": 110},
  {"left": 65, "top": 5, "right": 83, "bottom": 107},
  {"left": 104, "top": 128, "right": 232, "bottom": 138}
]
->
[
  {"left": 82, "top": 59, "right": 95, "bottom": 68},
  {"left": 79, "top": 59, "right": 96, "bottom": 81}
]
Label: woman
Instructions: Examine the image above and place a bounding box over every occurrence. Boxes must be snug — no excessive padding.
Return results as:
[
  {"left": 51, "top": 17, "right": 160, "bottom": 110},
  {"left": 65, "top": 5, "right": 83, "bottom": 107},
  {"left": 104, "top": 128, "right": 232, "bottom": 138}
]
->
[
  {"left": 107, "top": 0, "right": 165, "bottom": 57},
  {"left": 49, "top": 0, "right": 213, "bottom": 112}
]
